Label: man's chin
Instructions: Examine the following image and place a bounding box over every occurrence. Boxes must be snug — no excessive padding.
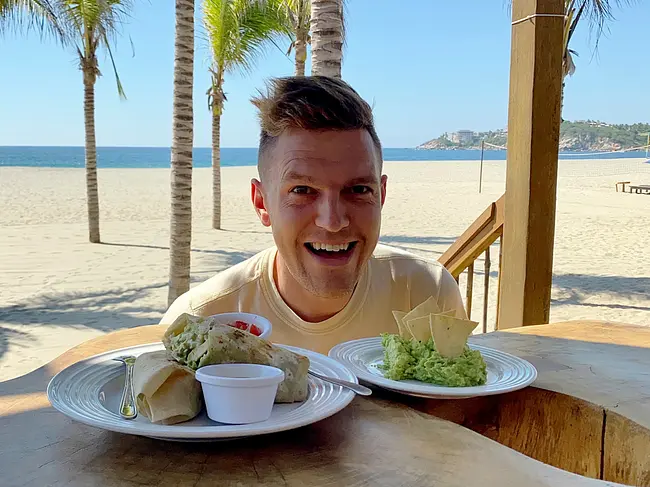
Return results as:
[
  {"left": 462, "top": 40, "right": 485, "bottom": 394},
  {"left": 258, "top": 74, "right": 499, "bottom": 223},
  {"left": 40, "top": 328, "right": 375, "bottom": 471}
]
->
[
  {"left": 301, "top": 270, "right": 359, "bottom": 299},
  {"left": 307, "top": 284, "right": 356, "bottom": 300}
]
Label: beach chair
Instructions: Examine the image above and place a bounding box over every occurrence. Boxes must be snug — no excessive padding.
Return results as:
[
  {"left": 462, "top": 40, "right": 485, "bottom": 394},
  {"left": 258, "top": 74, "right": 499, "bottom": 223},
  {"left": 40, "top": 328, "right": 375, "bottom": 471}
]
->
[{"left": 629, "top": 184, "right": 650, "bottom": 195}]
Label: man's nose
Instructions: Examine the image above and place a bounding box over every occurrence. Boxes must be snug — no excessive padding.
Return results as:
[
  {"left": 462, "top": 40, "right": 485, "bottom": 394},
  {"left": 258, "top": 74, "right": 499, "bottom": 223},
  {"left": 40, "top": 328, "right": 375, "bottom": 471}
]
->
[{"left": 314, "top": 194, "right": 350, "bottom": 233}]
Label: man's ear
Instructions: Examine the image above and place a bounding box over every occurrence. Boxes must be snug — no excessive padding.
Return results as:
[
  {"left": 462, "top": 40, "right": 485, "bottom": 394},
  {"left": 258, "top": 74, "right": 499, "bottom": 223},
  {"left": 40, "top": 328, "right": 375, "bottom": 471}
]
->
[
  {"left": 251, "top": 178, "right": 271, "bottom": 227},
  {"left": 380, "top": 174, "right": 388, "bottom": 207}
]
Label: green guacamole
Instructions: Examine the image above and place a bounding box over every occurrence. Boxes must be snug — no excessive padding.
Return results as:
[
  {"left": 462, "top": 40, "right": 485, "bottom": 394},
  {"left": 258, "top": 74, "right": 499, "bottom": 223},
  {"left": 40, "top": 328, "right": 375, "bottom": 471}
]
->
[
  {"left": 166, "top": 317, "right": 210, "bottom": 369},
  {"left": 380, "top": 334, "right": 487, "bottom": 387}
]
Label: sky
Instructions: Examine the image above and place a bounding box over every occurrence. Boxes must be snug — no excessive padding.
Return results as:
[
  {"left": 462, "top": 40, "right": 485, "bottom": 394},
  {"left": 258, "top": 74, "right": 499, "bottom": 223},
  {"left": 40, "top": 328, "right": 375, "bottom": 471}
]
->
[{"left": 0, "top": 0, "right": 648, "bottom": 148}]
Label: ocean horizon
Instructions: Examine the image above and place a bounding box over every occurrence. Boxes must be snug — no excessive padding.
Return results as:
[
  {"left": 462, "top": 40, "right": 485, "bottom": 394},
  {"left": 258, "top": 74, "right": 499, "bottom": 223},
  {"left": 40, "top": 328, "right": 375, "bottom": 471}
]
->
[{"left": 0, "top": 146, "right": 647, "bottom": 169}]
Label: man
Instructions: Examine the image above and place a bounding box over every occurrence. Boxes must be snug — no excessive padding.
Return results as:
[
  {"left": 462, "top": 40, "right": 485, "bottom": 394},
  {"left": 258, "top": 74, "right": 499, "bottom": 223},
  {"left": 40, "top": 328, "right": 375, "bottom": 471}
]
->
[{"left": 161, "top": 76, "right": 466, "bottom": 354}]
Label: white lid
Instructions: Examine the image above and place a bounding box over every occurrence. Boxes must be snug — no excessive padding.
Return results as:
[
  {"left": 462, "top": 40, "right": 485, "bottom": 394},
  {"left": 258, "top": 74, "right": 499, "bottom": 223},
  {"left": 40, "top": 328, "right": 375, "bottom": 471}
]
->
[{"left": 195, "top": 364, "right": 285, "bottom": 388}]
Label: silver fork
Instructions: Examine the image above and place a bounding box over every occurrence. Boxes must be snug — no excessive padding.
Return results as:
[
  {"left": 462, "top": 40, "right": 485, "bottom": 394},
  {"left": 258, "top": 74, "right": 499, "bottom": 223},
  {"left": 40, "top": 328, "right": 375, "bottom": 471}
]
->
[
  {"left": 113, "top": 355, "right": 138, "bottom": 419},
  {"left": 308, "top": 370, "right": 372, "bottom": 396}
]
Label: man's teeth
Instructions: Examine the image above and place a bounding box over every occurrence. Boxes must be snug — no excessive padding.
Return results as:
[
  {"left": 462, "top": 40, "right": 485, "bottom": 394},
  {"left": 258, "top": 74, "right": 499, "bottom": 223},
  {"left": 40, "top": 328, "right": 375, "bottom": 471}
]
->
[{"left": 310, "top": 242, "right": 350, "bottom": 252}]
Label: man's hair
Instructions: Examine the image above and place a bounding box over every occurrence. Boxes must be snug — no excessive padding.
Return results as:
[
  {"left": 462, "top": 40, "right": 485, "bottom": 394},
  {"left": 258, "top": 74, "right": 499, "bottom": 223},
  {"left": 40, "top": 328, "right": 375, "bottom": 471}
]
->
[{"left": 251, "top": 76, "right": 382, "bottom": 173}]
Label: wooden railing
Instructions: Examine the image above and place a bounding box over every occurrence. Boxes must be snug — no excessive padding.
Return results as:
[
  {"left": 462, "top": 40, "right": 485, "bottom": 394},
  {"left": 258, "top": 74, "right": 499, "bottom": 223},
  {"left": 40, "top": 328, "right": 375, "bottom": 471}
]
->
[{"left": 438, "top": 194, "right": 505, "bottom": 332}]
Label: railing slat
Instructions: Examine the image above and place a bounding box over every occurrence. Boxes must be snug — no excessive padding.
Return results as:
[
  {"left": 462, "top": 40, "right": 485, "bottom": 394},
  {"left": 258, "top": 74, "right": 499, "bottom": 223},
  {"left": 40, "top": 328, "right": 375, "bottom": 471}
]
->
[
  {"left": 483, "top": 247, "right": 491, "bottom": 333},
  {"left": 496, "top": 236, "right": 503, "bottom": 330},
  {"left": 466, "top": 263, "right": 474, "bottom": 318}
]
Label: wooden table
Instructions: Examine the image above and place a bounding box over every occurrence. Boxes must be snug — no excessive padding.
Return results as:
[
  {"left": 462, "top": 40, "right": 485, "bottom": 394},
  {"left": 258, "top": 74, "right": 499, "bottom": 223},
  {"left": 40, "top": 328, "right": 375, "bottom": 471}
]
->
[
  {"left": 2, "top": 320, "right": 650, "bottom": 487},
  {"left": 616, "top": 181, "right": 631, "bottom": 192}
]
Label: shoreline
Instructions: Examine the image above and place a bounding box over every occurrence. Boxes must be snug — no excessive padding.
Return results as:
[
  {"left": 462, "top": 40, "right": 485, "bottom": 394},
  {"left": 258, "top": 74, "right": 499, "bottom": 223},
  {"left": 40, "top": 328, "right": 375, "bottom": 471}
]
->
[
  {"left": 1, "top": 148, "right": 648, "bottom": 171},
  {"left": 1, "top": 159, "right": 649, "bottom": 381}
]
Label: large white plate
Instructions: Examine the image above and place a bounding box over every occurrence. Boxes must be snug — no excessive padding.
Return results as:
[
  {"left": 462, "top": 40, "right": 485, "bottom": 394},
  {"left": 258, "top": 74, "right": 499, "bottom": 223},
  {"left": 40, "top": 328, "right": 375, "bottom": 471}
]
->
[
  {"left": 47, "top": 343, "right": 356, "bottom": 441},
  {"left": 329, "top": 337, "right": 537, "bottom": 399}
]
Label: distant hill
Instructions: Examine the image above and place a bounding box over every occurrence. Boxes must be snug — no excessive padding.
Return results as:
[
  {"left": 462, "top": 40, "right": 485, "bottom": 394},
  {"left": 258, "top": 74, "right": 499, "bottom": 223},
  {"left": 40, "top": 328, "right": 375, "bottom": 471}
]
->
[{"left": 416, "top": 121, "right": 650, "bottom": 152}]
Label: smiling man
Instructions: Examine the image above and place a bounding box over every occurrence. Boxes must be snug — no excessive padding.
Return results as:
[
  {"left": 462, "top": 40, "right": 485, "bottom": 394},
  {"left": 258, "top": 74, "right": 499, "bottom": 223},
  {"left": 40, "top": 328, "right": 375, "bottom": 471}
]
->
[{"left": 161, "top": 76, "right": 466, "bottom": 354}]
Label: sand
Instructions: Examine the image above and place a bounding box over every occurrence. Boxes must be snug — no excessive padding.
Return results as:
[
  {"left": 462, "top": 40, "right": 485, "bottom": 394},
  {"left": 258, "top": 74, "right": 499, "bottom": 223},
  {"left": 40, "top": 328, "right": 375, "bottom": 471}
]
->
[{"left": 1, "top": 158, "right": 649, "bottom": 381}]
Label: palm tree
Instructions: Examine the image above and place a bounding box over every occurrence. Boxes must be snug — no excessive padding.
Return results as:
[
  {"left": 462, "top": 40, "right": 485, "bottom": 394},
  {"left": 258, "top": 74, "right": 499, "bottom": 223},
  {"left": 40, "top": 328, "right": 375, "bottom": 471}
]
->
[
  {"left": 561, "top": 0, "right": 583, "bottom": 118},
  {"left": 203, "top": 0, "right": 289, "bottom": 230},
  {"left": 167, "top": 0, "right": 195, "bottom": 306},
  {"left": 282, "top": 0, "right": 309, "bottom": 75},
  {"left": 55, "top": 0, "right": 132, "bottom": 244},
  {"left": 559, "top": 0, "right": 636, "bottom": 116},
  {"left": 309, "top": 0, "right": 343, "bottom": 78},
  {"left": 0, "top": 0, "right": 62, "bottom": 38}
]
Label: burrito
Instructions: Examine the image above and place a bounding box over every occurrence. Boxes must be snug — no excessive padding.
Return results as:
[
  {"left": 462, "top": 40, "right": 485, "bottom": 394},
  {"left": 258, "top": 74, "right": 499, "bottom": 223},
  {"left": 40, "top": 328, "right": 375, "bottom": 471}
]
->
[
  {"left": 133, "top": 350, "right": 203, "bottom": 425},
  {"left": 163, "top": 313, "right": 310, "bottom": 403}
]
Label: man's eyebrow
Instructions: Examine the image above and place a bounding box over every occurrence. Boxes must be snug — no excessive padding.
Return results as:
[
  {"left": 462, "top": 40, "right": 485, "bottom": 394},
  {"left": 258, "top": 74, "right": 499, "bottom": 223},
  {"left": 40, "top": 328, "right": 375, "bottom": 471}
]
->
[
  {"left": 346, "top": 176, "right": 379, "bottom": 186},
  {"left": 280, "top": 171, "right": 379, "bottom": 186},
  {"left": 281, "top": 170, "right": 318, "bottom": 184}
]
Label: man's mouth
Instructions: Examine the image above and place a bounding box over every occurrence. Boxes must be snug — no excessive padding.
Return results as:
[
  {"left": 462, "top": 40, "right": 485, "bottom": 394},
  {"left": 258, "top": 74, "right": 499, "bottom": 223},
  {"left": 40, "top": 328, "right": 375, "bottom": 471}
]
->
[{"left": 304, "top": 241, "right": 358, "bottom": 262}]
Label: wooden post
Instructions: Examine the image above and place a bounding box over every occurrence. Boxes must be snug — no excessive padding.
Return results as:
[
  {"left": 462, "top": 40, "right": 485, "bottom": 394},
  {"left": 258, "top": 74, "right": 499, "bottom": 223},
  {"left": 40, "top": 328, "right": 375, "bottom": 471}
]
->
[
  {"left": 479, "top": 140, "right": 485, "bottom": 193},
  {"left": 483, "top": 248, "right": 490, "bottom": 333},
  {"left": 496, "top": 236, "right": 503, "bottom": 330},
  {"left": 466, "top": 263, "right": 474, "bottom": 319},
  {"left": 497, "top": 0, "right": 564, "bottom": 329}
]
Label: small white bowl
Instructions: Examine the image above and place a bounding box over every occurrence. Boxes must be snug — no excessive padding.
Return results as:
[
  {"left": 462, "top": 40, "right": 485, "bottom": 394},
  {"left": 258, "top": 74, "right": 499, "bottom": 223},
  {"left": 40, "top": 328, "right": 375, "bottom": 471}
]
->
[
  {"left": 205, "top": 312, "right": 272, "bottom": 340},
  {"left": 195, "top": 364, "right": 285, "bottom": 424}
]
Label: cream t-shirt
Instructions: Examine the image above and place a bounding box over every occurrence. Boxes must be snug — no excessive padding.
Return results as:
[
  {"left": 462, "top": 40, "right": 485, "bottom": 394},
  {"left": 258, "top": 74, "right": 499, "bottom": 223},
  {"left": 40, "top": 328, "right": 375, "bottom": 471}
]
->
[{"left": 160, "top": 244, "right": 467, "bottom": 355}]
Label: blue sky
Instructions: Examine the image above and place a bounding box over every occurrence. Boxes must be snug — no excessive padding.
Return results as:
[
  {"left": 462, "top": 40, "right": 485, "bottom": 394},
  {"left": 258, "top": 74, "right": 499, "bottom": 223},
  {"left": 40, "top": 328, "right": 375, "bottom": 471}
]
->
[{"left": 0, "top": 0, "right": 648, "bottom": 148}]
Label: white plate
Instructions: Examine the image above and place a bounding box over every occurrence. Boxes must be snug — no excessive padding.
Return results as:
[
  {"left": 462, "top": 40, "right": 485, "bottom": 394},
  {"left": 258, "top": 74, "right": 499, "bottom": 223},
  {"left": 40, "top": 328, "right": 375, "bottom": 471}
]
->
[
  {"left": 47, "top": 343, "right": 356, "bottom": 441},
  {"left": 329, "top": 337, "right": 537, "bottom": 399}
]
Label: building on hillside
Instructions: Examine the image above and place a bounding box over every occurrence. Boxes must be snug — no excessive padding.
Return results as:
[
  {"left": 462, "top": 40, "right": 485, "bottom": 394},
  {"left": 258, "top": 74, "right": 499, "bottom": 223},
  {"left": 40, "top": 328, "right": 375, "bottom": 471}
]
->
[{"left": 450, "top": 130, "right": 475, "bottom": 144}]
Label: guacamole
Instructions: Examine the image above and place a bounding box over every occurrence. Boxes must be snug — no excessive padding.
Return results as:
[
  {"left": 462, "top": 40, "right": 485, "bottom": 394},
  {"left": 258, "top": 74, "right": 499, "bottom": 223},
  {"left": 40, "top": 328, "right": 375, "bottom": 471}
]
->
[
  {"left": 166, "top": 317, "right": 210, "bottom": 369},
  {"left": 380, "top": 333, "right": 487, "bottom": 387}
]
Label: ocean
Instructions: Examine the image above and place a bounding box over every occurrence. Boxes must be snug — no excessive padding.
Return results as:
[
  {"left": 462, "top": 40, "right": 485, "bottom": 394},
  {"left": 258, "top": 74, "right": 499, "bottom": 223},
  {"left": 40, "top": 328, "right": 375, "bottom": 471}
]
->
[{"left": 0, "top": 146, "right": 647, "bottom": 169}]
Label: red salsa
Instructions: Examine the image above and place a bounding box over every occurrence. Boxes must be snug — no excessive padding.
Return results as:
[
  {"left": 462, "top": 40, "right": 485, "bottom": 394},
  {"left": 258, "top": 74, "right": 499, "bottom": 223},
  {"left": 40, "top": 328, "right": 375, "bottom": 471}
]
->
[{"left": 228, "top": 320, "right": 262, "bottom": 337}]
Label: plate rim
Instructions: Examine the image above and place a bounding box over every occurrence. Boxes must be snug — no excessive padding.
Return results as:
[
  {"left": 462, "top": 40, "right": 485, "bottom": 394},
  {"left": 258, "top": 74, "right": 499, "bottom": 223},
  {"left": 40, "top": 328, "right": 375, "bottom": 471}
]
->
[
  {"left": 47, "top": 342, "right": 356, "bottom": 439},
  {"left": 328, "top": 336, "right": 538, "bottom": 398}
]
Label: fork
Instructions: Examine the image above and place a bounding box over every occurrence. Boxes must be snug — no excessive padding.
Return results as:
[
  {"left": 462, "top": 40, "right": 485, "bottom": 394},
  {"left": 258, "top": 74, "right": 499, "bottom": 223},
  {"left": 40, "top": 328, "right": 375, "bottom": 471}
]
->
[{"left": 113, "top": 355, "right": 138, "bottom": 419}]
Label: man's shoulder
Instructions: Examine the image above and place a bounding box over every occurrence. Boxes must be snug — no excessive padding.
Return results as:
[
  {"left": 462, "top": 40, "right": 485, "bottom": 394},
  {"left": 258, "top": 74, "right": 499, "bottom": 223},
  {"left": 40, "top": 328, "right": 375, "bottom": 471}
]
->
[
  {"left": 370, "top": 243, "right": 465, "bottom": 318},
  {"left": 371, "top": 243, "right": 446, "bottom": 275},
  {"left": 185, "top": 247, "right": 272, "bottom": 310}
]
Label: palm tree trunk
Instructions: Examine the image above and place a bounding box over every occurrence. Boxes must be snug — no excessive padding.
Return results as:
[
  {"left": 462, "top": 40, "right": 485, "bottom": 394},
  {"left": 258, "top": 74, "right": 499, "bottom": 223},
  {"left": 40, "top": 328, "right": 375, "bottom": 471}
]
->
[
  {"left": 310, "top": 0, "right": 343, "bottom": 78},
  {"left": 83, "top": 70, "right": 100, "bottom": 243},
  {"left": 294, "top": 31, "right": 307, "bottom": 76},
  {"left": 212, "top": 101, "right": 222, "bottom": 230},
  {"left": 168, "top": 0, "right": 195, "bottom": 306}
]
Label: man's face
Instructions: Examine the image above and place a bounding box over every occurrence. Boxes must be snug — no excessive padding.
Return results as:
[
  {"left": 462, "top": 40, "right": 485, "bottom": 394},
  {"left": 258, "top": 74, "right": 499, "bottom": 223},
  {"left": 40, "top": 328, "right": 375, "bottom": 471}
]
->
[{"left": 252, "top": 128, "right": 387, "bottom": 299}]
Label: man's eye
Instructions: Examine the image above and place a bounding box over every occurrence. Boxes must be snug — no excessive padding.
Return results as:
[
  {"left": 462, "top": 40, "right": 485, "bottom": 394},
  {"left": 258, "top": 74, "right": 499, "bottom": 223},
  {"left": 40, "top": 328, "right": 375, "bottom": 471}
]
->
[
  {"left": 290, "top": 186, "right": 314, "bottom": 195},
  {"left": 349, "top": 185, "right": 372, "bottom": 195}
]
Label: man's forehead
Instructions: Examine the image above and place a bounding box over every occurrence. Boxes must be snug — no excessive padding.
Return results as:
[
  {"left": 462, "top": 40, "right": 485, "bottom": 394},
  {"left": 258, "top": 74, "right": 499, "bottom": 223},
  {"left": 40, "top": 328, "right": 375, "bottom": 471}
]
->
[{"left": 268, "top": 128, "right": 381, "bottom": 180}]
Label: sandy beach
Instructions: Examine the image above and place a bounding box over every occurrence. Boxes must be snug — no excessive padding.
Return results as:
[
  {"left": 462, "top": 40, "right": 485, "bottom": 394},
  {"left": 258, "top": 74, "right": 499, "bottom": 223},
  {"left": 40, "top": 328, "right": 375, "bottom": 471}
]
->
[{"left": 1, "top": 158, "right": 649, "bottom": 381}]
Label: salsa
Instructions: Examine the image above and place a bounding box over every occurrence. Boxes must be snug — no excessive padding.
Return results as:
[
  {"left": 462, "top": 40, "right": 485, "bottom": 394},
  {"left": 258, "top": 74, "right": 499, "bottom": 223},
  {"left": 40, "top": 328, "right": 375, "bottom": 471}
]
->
[{"left": 228, "top": 320, "right": 262, "bottom": 336}]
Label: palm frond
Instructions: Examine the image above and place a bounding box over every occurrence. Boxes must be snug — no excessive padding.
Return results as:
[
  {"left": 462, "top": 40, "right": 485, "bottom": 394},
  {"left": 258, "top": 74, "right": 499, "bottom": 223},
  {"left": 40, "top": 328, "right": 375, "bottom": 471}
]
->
[
  {"left": 203, "top": 0, "right": 292, "bottom": 77},
  {"left": 56, "top": 0, "right": 133, "bottom": 94},
  {"left": 560, "top": 0, "right": 635, "bottom": 78},
  {"left": 507, "top": 0, "right": 636, "bottom": 46},
  {"left": 0, "top": 0, "right": 66, "bottom": 42},
  {"left": 101, "top": 28, "right": 126, "bottom": 98}
]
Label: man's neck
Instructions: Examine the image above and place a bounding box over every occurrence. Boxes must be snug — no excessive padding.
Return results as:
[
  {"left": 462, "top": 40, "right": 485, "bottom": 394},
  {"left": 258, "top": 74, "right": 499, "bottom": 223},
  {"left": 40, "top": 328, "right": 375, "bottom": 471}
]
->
[{"left": 273, "top": 254, "right": 352, "bottom": 323}]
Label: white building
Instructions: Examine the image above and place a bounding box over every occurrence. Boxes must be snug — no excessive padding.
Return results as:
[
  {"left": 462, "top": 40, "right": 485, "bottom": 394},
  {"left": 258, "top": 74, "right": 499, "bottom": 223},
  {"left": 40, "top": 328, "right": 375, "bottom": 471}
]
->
[{"left": 450, "top": 130, "right": 475, "bottom": 144}]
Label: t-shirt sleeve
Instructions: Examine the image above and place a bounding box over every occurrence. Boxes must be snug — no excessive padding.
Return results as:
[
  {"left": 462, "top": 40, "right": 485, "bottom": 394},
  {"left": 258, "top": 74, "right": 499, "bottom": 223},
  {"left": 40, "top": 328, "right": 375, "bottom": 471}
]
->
[
  {"left": 401, "top": 256, "right": 468, "bottom": 320},
  {"left": 159, "top": 292, "right": 194, "bottom": 327},
  {"left": 437, "top": 266, "right": 468, "bottom": 320}
]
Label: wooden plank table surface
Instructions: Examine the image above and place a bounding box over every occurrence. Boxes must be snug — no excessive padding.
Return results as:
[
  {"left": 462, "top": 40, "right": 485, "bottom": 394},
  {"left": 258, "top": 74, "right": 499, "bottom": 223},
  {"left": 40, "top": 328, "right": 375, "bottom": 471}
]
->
[{"left": 1, "top": 320, "right": 649, "bottom": 487}]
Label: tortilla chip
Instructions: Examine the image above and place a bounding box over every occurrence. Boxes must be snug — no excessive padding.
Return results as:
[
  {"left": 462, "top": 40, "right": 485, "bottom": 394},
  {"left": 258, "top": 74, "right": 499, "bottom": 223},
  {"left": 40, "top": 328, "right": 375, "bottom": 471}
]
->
[
  {"left": 437, "top": 310, "right": 457, "bottom": 317},
  {"left": 403, "top": 296, "right": 441, "bottom": 324},
  {"left": 392, "top": 311, "right": 409, "bottom": 339},
  {"left": 405, "top": 315, "right": 432, "bottom": 342},
  {"left": 429, "top": 315, "right": 479, "bottom": 358}
]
